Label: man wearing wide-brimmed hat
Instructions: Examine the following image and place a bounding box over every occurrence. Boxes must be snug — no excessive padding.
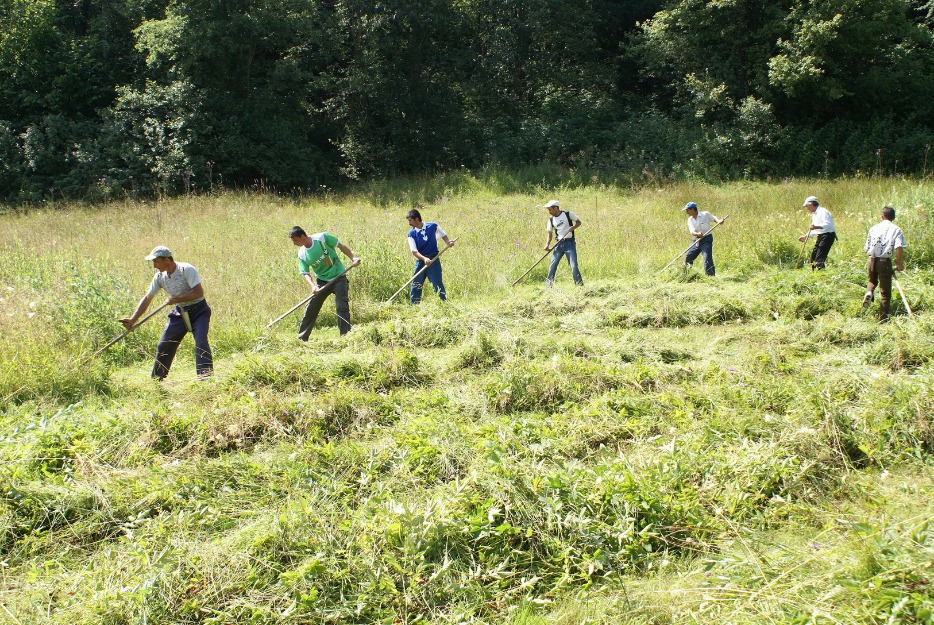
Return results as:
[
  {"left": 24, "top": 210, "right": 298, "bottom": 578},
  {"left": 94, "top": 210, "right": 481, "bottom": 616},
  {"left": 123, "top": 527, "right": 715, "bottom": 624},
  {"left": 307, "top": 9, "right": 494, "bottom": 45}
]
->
[{"left": 120, "top": 245, "right": 213, "bottom": 379}]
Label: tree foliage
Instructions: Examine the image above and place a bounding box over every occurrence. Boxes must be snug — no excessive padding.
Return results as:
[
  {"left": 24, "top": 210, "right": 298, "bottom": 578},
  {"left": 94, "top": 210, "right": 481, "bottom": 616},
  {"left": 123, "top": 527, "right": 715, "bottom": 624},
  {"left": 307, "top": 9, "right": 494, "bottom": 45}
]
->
[{"left": 0, "top": 0, "right": 931, "bottom": 201}]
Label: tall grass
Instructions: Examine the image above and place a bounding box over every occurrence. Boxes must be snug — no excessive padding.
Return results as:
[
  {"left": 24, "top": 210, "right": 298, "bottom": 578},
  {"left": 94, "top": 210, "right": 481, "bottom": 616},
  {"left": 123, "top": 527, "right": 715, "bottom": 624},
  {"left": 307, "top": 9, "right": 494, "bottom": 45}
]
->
[{"left": 2, "top": 179, "right": 931, "bottom": 342}]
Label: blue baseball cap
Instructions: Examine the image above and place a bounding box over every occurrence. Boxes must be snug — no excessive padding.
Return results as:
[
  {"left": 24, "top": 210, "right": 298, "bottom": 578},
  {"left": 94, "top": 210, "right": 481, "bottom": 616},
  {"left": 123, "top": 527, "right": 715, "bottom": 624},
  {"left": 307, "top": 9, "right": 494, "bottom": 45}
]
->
[{"left": 682, "top": 202, "right": 698, "bottom": 211}]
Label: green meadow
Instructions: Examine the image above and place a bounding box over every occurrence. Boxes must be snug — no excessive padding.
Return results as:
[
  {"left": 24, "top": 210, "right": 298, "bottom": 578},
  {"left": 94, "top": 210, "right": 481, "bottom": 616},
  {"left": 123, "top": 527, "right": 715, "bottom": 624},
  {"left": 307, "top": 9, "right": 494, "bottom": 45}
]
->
[{"left": 2, "top": 176, "right": 934, "bottom": 624}]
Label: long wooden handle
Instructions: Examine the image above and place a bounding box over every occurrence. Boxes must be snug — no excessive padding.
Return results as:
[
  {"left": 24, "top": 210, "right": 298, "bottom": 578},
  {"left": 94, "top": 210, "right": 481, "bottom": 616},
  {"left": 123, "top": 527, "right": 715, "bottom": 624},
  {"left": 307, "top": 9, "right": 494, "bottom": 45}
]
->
[
  {"left": 93, "top": 302, "right": 169, "bottom": 357},
  {"left": 266, "top": 262, "right": 359, "bottom": 329},
  {"left": 795, "top": 231, "right": 810, "bottom": 268},
  {"left": 385, "top": 239, "right": 458, "bottom": 303},
  {"left": 894, "top": 277, "right": 913, "bottom": 317},
  {"left": 511, "top": 231, "right": 573, "bottom": 286}
]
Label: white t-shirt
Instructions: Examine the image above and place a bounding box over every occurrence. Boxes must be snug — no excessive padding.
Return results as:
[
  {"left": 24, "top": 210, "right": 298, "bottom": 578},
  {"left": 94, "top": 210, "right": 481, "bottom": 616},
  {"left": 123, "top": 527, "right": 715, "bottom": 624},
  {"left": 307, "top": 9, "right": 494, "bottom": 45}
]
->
[
  {"left": 546, "top": 210, "right": 580, "bottom": 239},
  {"left": 687, "top": 211, "right": 718, "bottom": 236},
  {"left": 146, "top": 262, "right": 203, "bottom": 302},
  {"left": 864, "top": 220, "right": 906, "bottom": 258},
  {"left": 807, "top": 206, "right": 835, "bottom": 237}
]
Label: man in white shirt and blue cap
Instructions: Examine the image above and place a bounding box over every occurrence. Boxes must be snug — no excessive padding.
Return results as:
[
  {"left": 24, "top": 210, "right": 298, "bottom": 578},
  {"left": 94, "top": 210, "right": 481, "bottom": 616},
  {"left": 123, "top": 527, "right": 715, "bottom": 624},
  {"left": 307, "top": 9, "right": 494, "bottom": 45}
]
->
[
  {"left": 798, "top": 196, "right": 836, "bottom": 270},
  {"left": 120, "top": 245, "right": 213, "bottom": 379},
  {"left": 682, "top": 201, "right": 725, "bottom": 276}
]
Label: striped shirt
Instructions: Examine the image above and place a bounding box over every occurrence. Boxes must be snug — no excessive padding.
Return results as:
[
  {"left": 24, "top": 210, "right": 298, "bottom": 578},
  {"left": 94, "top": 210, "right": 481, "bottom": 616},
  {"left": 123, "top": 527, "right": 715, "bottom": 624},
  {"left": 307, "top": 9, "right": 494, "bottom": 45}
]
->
[{"left": 146, "top": 262, "right": 204, "bottom": 304}]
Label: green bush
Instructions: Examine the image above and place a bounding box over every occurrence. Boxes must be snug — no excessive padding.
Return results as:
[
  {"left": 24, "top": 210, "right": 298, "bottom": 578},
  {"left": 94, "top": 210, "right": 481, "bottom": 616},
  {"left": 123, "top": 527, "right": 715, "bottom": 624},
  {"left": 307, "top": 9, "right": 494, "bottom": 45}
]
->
[
  {"left": 313, "top": 386, "right": 398, "bottom": 439},
  {"left": 754, "top": 236, "right": 804, "bottom": 268},
  {"left": 865, "top": 327, "right": 934, "bottom": 371},
  {"left": 227, "top": 352, "right": 330, "bottom": 392}
]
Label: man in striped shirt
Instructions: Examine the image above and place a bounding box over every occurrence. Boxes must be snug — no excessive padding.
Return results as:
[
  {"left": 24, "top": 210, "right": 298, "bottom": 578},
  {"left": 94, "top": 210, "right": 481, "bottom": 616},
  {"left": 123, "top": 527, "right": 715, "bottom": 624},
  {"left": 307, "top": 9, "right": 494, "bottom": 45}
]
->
[
  {"left": 863, "top": 205, "right": 906, "bottom": 322},
  {"left": 120, "top": 245, "right": 213, "bottom": 379}
]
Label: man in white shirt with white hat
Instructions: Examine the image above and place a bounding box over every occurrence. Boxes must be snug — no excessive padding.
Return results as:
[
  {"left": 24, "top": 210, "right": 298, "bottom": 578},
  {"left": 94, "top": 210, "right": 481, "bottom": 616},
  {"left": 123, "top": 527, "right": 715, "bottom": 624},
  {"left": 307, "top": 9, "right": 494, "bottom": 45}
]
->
[{"left": 799, "top": 196, "right": 836, "bottom": 270}]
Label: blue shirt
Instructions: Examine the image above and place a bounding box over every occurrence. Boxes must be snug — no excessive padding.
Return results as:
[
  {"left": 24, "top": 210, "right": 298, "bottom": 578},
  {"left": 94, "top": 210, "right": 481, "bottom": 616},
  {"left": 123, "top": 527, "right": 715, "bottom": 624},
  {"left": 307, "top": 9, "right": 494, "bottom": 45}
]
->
[{"left": 407, "top": 222, "right": 446, "bottom": 257}]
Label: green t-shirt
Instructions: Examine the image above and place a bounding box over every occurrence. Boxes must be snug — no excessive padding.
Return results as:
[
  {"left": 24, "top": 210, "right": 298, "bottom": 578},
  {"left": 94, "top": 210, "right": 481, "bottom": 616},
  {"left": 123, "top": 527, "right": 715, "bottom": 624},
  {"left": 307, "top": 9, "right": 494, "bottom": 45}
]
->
[{"left": 297, "top": 233, "right": 345, "bottom": 281}]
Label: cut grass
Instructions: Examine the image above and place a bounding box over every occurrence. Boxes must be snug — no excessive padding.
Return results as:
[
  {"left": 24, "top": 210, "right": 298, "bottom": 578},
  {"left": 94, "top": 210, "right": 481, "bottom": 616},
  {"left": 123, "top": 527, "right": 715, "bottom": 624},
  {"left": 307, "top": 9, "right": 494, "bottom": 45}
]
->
[{"left": 1, "top": 178, "right": 933, "bottom": 624}]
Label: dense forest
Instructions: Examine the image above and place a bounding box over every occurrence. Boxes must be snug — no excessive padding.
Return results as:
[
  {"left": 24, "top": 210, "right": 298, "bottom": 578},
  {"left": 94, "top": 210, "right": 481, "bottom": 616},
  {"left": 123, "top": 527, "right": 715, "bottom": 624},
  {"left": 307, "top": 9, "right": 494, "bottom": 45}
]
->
[{"left": 1, "top": 0, "right": 933, "bottom": 202}]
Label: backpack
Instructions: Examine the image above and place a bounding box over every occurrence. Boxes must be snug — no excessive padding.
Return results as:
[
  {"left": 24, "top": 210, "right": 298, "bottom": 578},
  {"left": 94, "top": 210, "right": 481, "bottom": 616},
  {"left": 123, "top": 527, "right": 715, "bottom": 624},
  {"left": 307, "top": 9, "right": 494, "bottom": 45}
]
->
[{"left": 551, "top": 211, "right": 574, "bottom": 240}]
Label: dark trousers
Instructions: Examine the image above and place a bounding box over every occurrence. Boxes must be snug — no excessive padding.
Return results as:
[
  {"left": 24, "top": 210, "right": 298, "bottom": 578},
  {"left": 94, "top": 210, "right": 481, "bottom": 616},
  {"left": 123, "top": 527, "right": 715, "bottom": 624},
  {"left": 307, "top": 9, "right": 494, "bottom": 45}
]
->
[
  {"left": 153, "top": 299, "right": 213, "bottom": 379},
  {"left": 810, "top": 232, "right": 836, "bottom": 270},
  {"left": 685, "top": 234, "right": 715, "bottom": 276},
  {"left": 867, "top": 256, "right": 894, "bottom": 322},
  {"left": 410, "top": 256, "right": 446, "bottom": 304},
  {"left": 298, "top": 275, "right": 350, "bottom": 340}
]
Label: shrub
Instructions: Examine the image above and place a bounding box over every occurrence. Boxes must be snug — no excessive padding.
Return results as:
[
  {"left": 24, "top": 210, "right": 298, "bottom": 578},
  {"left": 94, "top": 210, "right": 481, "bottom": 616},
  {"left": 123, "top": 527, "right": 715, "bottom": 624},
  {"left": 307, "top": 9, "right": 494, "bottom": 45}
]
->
[
  {"left": 865, "top": 334, "right": 934, "bottom": 371},
  {"left": 0, "top": 121, "right": 26, "bottom": 202},
  {"left": 754, "top": 236, "right": 804, "bottom": 268},
  {"left": 312, "top": 386, "right": 398, "bottom": 439},
  {"left": 227, "top": 352, "right": 330, "bottom": 392}
]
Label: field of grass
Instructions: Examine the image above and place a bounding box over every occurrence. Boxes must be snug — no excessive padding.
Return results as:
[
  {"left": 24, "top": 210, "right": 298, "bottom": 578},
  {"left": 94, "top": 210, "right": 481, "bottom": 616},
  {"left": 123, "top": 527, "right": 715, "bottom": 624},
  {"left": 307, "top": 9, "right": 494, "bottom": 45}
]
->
[{"left": 1, "top": 176, "right": 933, "bottom": 624}]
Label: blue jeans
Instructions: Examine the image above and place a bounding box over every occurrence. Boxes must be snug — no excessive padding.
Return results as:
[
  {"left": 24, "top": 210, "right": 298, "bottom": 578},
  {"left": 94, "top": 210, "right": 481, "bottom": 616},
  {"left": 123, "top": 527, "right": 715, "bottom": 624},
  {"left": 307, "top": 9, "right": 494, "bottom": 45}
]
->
[
  {"left": 546, "top": 239, "right": 583, "bottom": 285},
  {"left": 685, "top": 234, "right": 715, "bottom": 276},
  {"left": 410, "top": 256, "right": 446, "bottom": 304},
  {"left": 153, "top": 299, "right": 213, "bottom": 379}
]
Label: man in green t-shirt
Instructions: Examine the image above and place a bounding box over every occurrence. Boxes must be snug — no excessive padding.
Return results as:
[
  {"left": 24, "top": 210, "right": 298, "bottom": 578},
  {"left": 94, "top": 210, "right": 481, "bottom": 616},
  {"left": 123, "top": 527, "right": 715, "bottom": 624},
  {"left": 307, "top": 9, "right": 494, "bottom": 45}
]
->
[{"left": 288, "top": 226, "right": 361, "bottom": 340}]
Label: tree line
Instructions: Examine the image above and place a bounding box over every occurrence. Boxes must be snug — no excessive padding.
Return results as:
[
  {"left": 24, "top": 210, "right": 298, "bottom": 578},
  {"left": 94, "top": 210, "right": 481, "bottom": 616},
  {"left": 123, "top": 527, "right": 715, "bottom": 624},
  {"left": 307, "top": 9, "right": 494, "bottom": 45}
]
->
[{"left": 1, "top": 0, "right": 932, "bottom": 203}]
